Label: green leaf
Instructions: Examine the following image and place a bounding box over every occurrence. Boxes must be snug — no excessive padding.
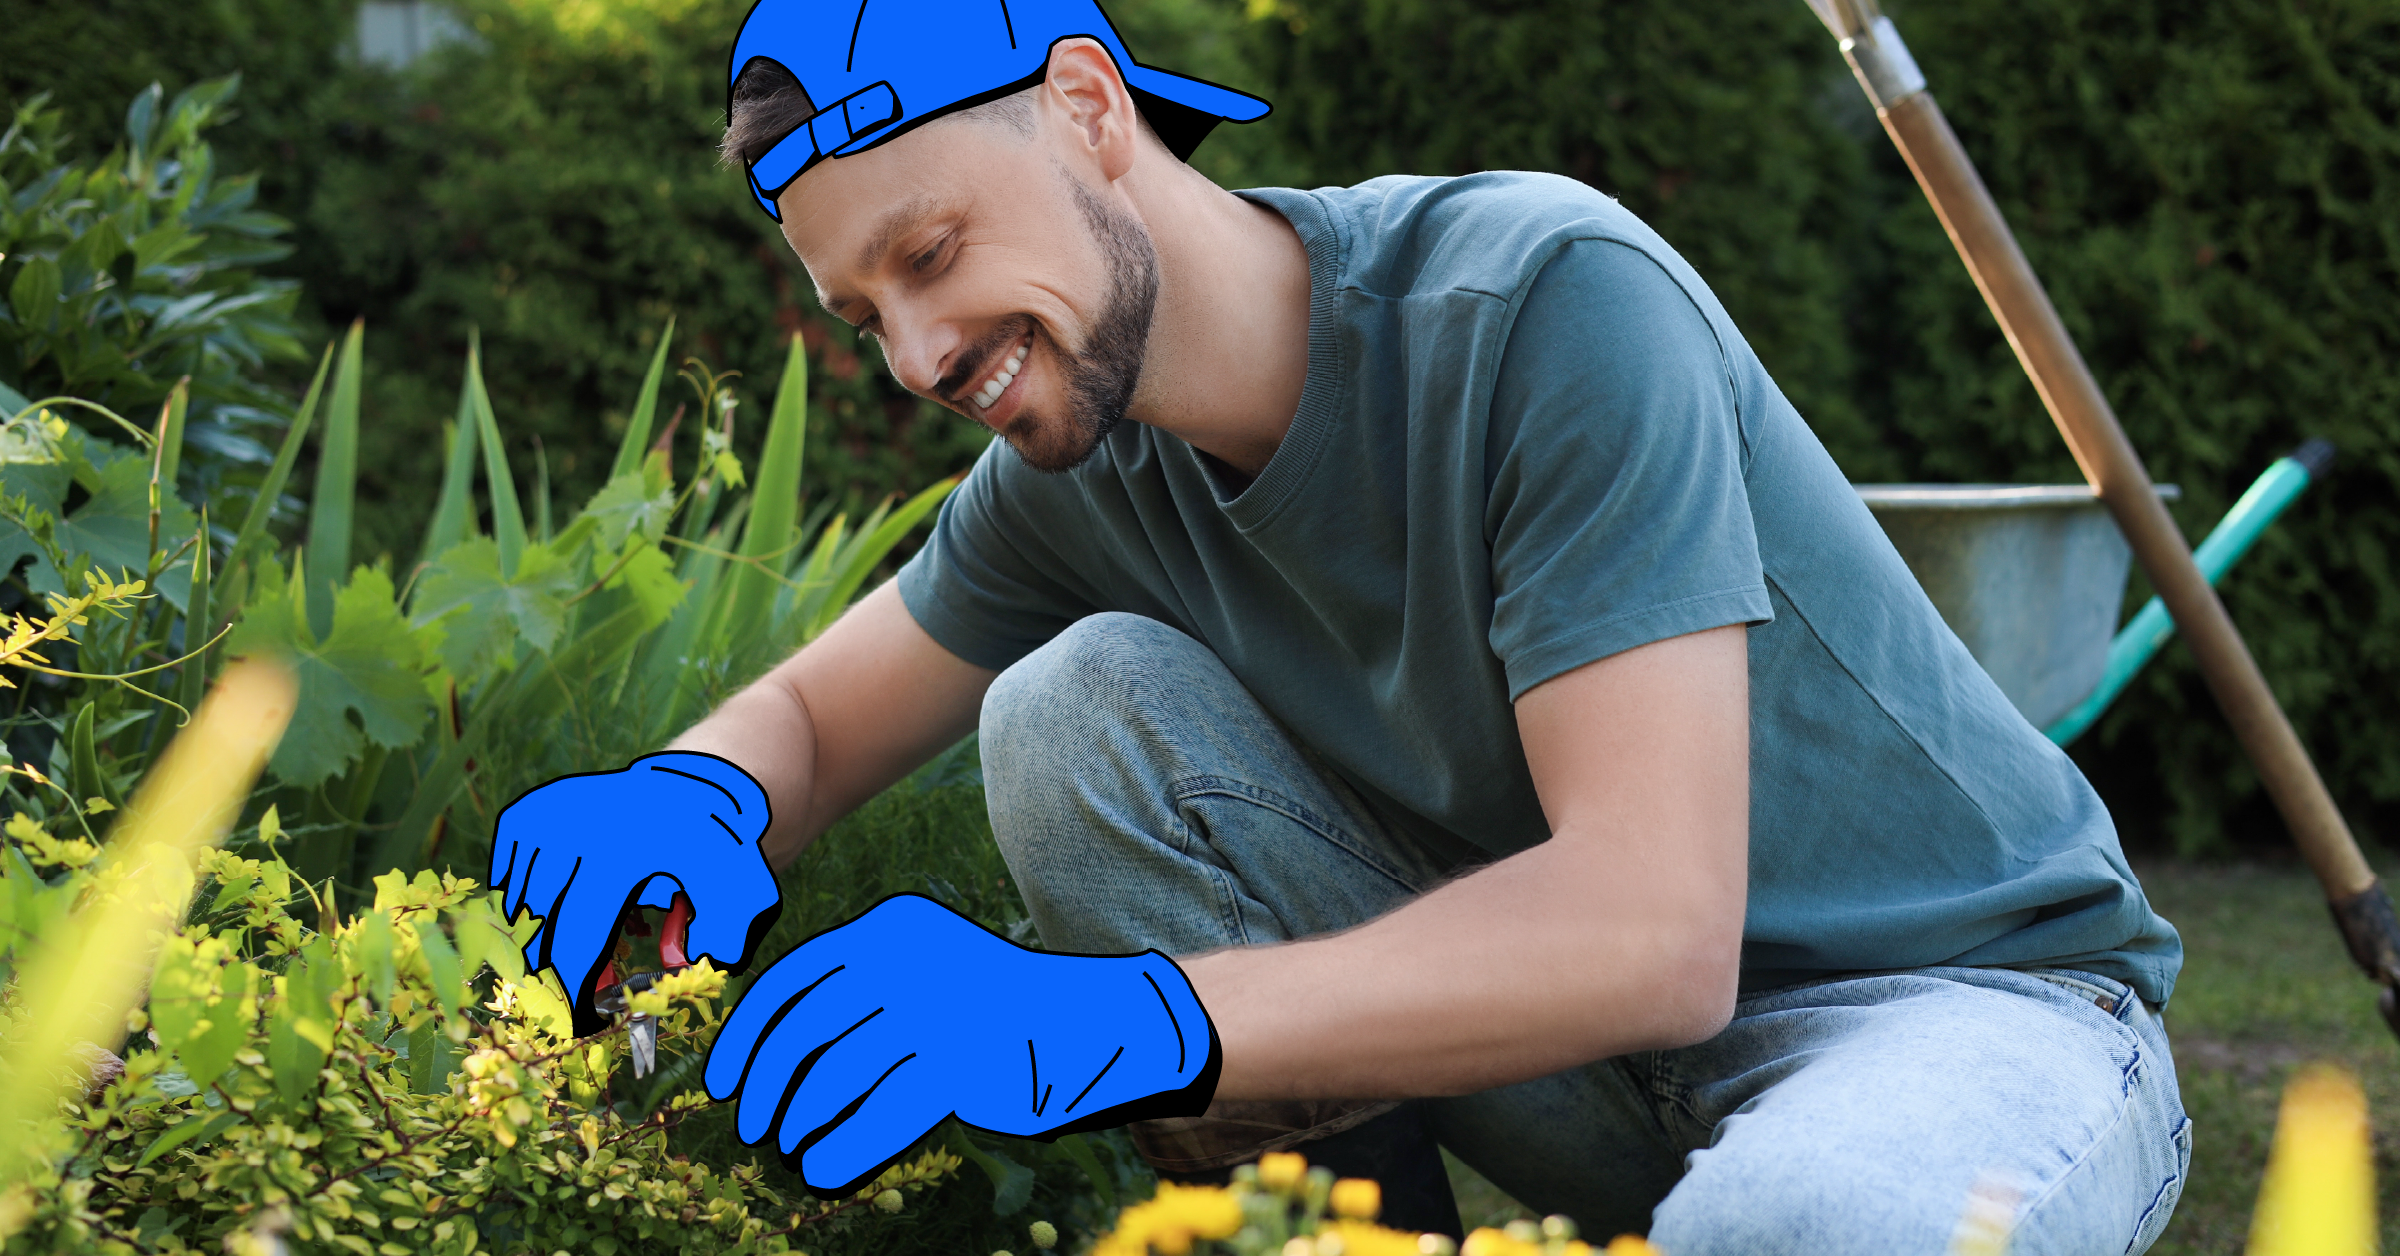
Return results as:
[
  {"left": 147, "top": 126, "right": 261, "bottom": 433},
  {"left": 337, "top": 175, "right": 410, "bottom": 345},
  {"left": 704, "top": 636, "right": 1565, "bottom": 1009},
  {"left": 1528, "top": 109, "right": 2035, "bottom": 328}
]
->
[
  {"left": 464, "top": 333, "right": 528, "bottom": 577},
  {"left": 268, "top": 940, "right": 335, "bottom": 1109},
  {"left": 610, "top": 316, "right": 677, "bottom": 481},
  {"left": 727, "top": 335, "right": 809, "bottom": 638},
  {"left": 580, "top": 468, "right": 675, "bottom": 553},
  {"left": 406, "top": 1015, "right": 454, "bottom": 1096},
  {"left": 123, "top": 82, "right": 163, "bottom": 159},
  {"left": 944, "top": 1120, "right": 1037, "bottom": 1215},
  {"left": 134, "top": 1110, "right": 240, "bottom": 1169},
  {"left": 450, "top": 897, "right": 528, "bottom": 985},
  {"left": 415, "top": 920, "right": 465, "bottom": 1014},
  {"left": 358, "top": 909, "right": 396, "bottom": 1009},
  {"left": 417, "top": 388, "right": 481, "bottom": 571},
  {"left": 149, "top": 936, "right": 255, "bottom": 1088},
  {"left": 67, "top": 702, "right": 113, "bottom": 809},
  {"left": 9, "top": 256, "right": 59, "bottom": 334},
  {"left": 1050, "top": 1133, "right": 1115, "bottom": 1209},
  {"left": 229, "top": 340, "right": 332, "bottom": 571},
  {"left": 303, "top": 320, "right": 364, "bottom": 638},
  {"left": 176, "top": 511, "right": 213, "bottom": 719},
  {"left": 410, "top": 536, "right": 578, "bottom": 682},
  {"left": 265, "top": 1000, "right": 321, "bottom": 1110},
  {"left": 154, "top": 376, "right": 188, "bottom": 499},
  {"left": 224, "top": 556, "right": 435, "bottom": 789},
  {"left": 601, "top": 542, "right": 681, "bottom": 629},
  {"left": 19, "top": 438, "right": 202, "bottom": 608}
]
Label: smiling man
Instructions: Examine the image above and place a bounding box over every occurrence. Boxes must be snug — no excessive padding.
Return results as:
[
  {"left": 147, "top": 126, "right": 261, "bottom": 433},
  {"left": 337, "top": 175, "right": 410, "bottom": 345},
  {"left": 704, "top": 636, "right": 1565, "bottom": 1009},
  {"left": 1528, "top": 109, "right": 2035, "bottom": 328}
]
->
[{"left": 489, "top": 0, "right": 2191, "bottom": 1248}]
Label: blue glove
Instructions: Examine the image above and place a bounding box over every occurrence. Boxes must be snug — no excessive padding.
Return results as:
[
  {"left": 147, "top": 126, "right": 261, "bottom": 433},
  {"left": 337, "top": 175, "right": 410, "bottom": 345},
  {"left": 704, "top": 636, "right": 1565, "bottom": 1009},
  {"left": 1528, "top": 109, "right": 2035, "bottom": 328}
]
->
[
  {"left": 490, "top": 751, "right": 784, "bottom": 1034},
  {"left": 704, "top": 893, "right": 1221, "bottom": 1194}
]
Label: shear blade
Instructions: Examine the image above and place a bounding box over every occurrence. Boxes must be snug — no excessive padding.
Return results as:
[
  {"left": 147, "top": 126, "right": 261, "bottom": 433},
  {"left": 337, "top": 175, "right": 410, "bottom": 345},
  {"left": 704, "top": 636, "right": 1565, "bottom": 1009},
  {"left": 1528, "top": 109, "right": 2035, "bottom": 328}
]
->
[{"left": 629, "top": 1014, "right": 658, "bottom": 1079}]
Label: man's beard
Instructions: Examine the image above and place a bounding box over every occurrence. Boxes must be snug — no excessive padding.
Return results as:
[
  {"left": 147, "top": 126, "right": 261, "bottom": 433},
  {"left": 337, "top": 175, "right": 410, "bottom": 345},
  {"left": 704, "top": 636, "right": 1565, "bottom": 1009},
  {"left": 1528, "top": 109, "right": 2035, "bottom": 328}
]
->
[{"left": 999, "top": 171, "right": 1160, "bottom": 474}]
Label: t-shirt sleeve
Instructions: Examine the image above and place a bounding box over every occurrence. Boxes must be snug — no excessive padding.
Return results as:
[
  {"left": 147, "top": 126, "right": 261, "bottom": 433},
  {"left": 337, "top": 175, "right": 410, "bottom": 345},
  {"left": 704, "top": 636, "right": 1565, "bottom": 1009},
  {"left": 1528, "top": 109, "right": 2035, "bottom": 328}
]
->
[
  {"left": 895, "top": 440, "right": 1099, "bottom": 672},
  {"left": 1484, "top": 235, "right": 1773, "bottom": 699}
]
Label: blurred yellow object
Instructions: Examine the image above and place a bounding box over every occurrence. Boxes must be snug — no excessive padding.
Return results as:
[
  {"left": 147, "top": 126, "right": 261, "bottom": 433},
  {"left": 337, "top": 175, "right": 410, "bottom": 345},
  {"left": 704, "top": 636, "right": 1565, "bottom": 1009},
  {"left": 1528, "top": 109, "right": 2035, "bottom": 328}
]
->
[
  {"left": 0, "top": 659, "right": 295, "bottom": 1191},
  {"left": 1948, "top": 1171, "right": 2025, "bottom": 1256},
  {"left": 1260, "top": 1151, "right": 1310, "bottom": 1194},
  {"left": 2249, "top": 1063, "right": 2375, "bottom": 1256},
  {"left": 1460, "top": 1227, "right": 1623, "bottom": 1256},
  {"left": 1331, "top": 1177, "right": 1383, "bottom": 1220}
]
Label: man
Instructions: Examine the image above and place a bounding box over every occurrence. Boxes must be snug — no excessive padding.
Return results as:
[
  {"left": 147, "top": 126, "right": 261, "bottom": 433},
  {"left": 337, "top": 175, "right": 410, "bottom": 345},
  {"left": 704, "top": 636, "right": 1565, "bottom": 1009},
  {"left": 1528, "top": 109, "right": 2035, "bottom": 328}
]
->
[{"left": 489, "top": 0, "right": 2190, "bottom": 1248}]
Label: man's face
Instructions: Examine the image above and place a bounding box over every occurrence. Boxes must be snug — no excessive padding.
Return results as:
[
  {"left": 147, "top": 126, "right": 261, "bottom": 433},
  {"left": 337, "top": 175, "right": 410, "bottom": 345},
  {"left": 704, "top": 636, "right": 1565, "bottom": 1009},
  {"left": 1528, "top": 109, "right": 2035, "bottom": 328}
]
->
[{"left": 778, "top": 118, "right": 1159, "bottom": 473}]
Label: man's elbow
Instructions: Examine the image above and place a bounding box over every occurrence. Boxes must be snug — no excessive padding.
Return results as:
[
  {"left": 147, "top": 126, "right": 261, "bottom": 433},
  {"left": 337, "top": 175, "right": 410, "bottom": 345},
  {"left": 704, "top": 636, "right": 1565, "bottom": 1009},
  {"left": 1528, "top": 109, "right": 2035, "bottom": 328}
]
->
[{"left": 1637, "top": 928, "right": 1742, "bottom": 1050}]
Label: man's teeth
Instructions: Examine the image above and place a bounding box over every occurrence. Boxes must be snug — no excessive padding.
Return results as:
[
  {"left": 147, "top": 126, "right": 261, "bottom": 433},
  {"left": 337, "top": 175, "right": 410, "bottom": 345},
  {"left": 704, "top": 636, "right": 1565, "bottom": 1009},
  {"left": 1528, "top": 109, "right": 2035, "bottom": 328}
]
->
[{"left": 974, "top": 346, "right": 1027, "bottom": 409}]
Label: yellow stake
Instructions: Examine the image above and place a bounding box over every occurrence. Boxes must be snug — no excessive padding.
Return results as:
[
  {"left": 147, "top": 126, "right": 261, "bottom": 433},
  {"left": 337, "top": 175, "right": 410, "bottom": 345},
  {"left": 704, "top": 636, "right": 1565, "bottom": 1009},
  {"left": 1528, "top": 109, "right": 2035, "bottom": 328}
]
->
[
  {"left": 2250, "top": 1063, "right": 2377, "bottom": 1256},
  {"left": 0, "top": 659, "right": 296, "bottom": 1198}
]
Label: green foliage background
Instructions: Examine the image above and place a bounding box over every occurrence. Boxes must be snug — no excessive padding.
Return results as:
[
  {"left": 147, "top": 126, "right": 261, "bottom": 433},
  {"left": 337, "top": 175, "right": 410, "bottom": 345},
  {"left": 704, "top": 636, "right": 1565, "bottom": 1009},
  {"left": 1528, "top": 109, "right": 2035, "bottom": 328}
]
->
[{"left": 7, "top": 0, "right": 2397, "bottom": 855}]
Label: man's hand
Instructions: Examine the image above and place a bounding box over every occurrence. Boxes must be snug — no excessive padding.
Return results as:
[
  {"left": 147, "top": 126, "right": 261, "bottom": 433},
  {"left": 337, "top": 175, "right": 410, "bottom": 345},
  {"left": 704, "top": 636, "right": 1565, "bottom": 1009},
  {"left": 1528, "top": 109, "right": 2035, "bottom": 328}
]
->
[
  {"left": 704, "top": 893, "right": 1220, "bottom": 1195},
  {"left": 491, "top": 752, "right": 784, "bottom": 1034}
]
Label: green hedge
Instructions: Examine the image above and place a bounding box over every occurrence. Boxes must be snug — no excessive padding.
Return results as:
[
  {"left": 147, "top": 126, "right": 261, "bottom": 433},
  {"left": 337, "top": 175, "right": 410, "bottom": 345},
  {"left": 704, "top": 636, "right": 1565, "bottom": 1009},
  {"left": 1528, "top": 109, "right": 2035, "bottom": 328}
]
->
[{"left": 8, "top": 0, "right": 2394, "bottom": 855}]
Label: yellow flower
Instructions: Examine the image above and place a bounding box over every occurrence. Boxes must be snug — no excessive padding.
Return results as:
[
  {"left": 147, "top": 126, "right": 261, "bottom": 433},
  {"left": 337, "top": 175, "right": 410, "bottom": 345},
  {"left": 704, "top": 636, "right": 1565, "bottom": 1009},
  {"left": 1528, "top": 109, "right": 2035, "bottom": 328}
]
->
[
  {"left": 1099, "top": 1181, "right": 1245, "bottom": 1254},
  {"left": 1258, "top": 1151, "right": 1310, "bottom": 1194},
  {"left": 1603, "top": 1237, "right": 1662, "bottom": 1255},
  {"left": 1330, "top": 1178, "right": 1382, "bottom": 1221},
  {"left": 2248, "top": 1063, "right": 2373, "bottom": 1256},
  {"left": 1461, "top": 1228, "right": 1533, "bottom": 1256},
  {"left": 1315, "top": 1218, "right": 1425, "bottom": 1256}
]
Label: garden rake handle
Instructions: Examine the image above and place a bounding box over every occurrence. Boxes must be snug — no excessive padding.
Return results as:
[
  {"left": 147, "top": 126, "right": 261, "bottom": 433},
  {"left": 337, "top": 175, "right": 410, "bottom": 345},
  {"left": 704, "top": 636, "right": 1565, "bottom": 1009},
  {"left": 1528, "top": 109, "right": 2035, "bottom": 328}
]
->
[{"left": 1804, "top": 1, "right": 2400, "bottom": 1014}]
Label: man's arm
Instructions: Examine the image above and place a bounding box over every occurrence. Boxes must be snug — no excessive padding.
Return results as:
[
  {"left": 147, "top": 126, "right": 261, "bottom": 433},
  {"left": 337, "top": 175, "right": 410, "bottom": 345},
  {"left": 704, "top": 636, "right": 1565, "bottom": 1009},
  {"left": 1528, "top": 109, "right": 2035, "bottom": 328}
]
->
[
  {"left": 1181, "top": 623, "right": 1750, "bottom": 1100},
  {"left": 668, "top": 579, "right": 999, "bottom": 869}
]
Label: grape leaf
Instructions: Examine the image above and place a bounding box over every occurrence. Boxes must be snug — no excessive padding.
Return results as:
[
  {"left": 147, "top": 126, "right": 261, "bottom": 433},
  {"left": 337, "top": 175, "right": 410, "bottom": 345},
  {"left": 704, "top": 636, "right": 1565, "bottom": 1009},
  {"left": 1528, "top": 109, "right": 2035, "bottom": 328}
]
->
[
  {"left": 600, "top": 540, "right": 682, "bottom": 629},
  {"left": 580, "top": 467, "right": 675, "bottom": 552},
  {"left": 410, "top": 536, "right": 579, "bottom": 684},
  {"left": 0, "top": 432, "right": 197, "bottom": 606},
  {"left": 223, "top": 556, "right": 434, "bottom": 788}
]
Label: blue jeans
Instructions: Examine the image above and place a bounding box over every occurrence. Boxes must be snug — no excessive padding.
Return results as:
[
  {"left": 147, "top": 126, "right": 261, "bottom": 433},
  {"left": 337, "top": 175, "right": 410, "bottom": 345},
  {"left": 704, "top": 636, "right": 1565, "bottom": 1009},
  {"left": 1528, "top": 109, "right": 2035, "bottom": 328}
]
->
[{"left": 980, "top": 614, "right": 2191, "bottom": 1254}]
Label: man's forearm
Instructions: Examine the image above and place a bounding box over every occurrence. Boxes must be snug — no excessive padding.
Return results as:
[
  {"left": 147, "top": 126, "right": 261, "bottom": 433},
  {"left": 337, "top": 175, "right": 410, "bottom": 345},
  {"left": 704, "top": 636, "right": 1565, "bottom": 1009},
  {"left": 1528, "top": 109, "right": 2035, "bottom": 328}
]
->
[
  {"left": 1182, "top": 827, "right": 1743, "bottom": 1101},
  {"left": 667, "top": 670, "right": 825, "bottom": 869},
  {"left": 663, "top": 581, "right": 998, "bottom": 870}
]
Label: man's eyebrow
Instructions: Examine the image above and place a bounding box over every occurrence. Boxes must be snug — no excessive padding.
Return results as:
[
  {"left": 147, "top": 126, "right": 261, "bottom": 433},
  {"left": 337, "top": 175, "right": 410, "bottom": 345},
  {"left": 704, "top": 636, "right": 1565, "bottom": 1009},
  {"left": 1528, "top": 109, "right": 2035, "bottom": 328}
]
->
[{"left": 856, "top": 194, "right": 949, "bottom": 276}]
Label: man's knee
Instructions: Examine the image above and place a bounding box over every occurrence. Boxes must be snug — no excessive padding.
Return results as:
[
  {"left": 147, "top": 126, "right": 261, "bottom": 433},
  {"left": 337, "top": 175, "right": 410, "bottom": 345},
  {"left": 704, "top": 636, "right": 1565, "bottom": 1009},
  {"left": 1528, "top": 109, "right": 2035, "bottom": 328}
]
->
[{"left": 979, "top": 612, "right": 1202, "bottom": 756}]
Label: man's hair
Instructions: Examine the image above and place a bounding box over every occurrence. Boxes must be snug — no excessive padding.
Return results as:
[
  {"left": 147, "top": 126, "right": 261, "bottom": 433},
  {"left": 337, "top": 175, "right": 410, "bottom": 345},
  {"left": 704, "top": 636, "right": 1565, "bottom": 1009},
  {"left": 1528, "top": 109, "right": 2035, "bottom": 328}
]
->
[{"left": 718, "top": 56, "right": 1155, "bottom": 174}]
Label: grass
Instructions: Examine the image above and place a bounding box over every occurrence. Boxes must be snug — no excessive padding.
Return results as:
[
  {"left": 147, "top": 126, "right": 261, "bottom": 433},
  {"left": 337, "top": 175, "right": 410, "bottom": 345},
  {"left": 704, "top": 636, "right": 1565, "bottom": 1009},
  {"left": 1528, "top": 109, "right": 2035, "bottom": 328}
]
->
[{"left": 1442, "top": 857, "right": 2400, "bottom": 1252}]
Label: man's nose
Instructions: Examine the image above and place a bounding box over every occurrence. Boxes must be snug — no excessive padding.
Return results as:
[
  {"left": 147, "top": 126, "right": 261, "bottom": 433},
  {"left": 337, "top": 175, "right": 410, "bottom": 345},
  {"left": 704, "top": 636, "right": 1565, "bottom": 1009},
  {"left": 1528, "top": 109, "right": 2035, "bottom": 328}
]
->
[{"left": 877, "top": 310, "right": 957, "bottom": 400}]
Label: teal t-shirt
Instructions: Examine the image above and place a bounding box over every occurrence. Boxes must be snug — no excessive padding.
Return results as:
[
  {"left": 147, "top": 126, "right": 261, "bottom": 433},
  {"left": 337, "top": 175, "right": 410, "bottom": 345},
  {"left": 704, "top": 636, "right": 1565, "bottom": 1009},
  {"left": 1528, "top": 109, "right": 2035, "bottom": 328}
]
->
[{"left": 896, "top": 171, "right": 2182, "bottom": 1006}]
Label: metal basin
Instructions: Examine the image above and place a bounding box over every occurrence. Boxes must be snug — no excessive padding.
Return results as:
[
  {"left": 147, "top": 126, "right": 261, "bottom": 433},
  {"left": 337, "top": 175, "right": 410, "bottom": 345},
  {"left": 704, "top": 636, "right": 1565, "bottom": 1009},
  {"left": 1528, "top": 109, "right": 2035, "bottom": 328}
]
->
[{"left": 1855, "top": 484, "right": 2177, "bottom": 730}]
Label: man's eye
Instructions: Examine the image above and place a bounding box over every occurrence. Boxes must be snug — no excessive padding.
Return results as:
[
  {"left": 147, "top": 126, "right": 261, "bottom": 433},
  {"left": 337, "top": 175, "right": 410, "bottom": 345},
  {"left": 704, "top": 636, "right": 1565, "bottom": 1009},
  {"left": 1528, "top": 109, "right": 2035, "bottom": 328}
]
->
[{"left": 911, "top": 242, "right": 945, "bottom": 273}]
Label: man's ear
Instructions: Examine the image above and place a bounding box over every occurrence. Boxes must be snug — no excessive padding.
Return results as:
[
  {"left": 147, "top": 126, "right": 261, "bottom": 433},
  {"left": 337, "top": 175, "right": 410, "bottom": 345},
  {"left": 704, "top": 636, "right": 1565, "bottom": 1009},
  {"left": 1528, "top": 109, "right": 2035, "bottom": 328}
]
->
[{"left": 1040, "top": 37, "right": 1146, "bottom": 183}]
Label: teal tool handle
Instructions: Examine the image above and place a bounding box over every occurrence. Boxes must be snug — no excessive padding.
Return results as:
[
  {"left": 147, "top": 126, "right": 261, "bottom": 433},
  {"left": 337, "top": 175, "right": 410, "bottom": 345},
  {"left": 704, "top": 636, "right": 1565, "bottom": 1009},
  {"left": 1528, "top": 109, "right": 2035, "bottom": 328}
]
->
[{"left": 2045, "top": 439, "right": 2335, "bottom": 747}]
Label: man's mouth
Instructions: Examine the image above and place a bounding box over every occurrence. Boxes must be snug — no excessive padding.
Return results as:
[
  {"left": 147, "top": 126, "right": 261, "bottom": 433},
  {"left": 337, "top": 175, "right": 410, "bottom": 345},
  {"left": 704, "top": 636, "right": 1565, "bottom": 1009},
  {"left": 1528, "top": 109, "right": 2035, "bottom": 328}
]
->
[{"left": 967, "top": 331, "right": 1032, "bottom": 415}]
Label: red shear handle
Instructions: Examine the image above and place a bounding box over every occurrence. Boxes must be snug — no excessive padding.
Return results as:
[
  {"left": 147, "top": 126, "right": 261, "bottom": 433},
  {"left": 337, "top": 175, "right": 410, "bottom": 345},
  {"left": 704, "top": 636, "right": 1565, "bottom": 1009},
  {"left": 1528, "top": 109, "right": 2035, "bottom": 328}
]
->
[{"left": 661, "top": 892, "right": 695, "bottom": 969}]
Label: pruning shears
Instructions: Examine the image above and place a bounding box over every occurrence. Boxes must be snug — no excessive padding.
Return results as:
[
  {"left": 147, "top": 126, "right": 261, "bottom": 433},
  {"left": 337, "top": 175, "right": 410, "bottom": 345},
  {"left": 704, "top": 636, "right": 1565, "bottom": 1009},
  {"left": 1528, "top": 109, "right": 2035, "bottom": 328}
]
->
[{"left": 593, "top": 892, "right": 694, "bottom": 1078}]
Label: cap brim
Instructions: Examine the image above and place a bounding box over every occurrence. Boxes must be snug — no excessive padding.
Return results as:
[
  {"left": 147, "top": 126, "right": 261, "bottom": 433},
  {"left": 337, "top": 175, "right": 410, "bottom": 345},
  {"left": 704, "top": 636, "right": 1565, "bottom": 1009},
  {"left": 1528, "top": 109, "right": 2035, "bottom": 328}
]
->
[{"left": 1121, "top": 61, "right": 1270, "bottom": 125}]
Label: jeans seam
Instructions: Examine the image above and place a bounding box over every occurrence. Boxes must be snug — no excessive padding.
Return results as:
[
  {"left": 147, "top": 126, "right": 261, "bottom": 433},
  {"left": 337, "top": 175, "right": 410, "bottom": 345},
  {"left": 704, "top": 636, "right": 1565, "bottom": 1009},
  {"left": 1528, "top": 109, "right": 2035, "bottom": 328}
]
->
[
  {"left": 2003, "top": 1032, "right": 2151, "bottom": 1247},
  {"left": 2122, "top": 1116, "right": 2193, "bottom": 1254},
  {"left": 1172, "top": 773, "right": 1429, "bottom": 896}
]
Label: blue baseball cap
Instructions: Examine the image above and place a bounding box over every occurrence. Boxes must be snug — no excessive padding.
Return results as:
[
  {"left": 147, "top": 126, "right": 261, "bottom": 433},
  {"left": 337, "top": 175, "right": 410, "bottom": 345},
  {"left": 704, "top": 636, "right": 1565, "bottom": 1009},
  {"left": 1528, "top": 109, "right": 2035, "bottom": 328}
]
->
[{"left": 728, "top": 0, "right": 1272, "bottom": 222}]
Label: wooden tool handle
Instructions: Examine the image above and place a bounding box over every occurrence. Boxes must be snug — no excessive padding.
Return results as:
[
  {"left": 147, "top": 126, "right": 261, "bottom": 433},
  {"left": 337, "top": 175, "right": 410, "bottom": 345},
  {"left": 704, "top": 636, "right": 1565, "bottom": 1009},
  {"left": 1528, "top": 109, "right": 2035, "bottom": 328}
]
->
[{"left": 1872, "top": 90, "right": 2375, "bottom": 903}]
